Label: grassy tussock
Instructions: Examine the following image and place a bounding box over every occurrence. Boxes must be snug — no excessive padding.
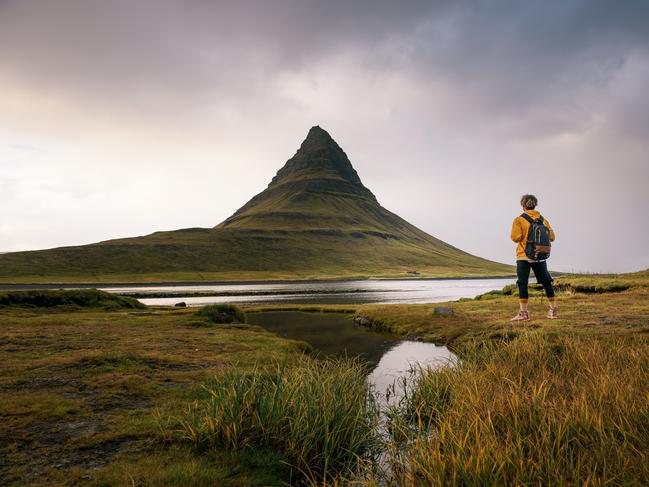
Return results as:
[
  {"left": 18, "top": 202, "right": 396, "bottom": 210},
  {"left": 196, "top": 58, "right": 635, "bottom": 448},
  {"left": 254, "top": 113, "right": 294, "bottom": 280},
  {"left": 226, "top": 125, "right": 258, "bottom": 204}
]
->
[
  {"left": 196, "top": 304, "right": 246, "bottom": 323},
  {"left": 382, "top": 334, "right": 649, "bottom": 486},
  {"left": 166, "top": 357, "right": 380, "bottom": 484},
  {"left": 0, "top": 289, "right": 144, "bottom": 309}
]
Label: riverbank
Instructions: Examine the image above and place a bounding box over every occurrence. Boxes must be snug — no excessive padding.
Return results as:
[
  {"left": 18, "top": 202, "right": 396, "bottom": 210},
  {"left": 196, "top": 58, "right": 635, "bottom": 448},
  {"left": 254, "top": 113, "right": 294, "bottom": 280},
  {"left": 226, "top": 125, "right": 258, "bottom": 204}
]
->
[
  {"left": 1, "top": 273, "right": 648, "bottom": 485},
  {"left": 0, "top": 274, "right": 517, "bottom": 289}
]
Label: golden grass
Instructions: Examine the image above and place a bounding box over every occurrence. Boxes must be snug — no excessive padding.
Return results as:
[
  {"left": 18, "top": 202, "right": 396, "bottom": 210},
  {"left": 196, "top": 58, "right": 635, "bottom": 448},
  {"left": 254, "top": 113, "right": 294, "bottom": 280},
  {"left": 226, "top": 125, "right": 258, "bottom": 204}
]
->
[{"left": 379, "top": 333, "right": 649, "bottom": 486}]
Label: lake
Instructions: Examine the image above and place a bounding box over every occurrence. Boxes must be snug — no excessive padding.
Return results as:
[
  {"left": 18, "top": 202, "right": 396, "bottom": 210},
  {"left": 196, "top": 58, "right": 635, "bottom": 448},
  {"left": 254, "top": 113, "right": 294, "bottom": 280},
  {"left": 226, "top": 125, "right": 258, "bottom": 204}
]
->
[{"left": 101, "top": 277, "right": 513, "bottom": 306}]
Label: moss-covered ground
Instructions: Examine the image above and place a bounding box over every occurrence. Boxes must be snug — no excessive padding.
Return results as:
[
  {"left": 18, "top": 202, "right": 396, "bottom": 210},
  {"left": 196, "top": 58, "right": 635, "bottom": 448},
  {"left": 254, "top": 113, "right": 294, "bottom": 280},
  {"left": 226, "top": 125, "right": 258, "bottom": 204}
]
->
[{"left": 0, "top": 305, "right": 307, "bottom": 486}]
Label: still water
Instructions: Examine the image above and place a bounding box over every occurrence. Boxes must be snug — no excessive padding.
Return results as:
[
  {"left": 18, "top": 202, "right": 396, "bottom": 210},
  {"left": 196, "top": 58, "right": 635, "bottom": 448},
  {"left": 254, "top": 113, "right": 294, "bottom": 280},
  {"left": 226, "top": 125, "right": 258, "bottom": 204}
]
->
[
  {"left": 246, "top": 311, "right": 456, "bottom": 403},
  {"left": 106, "top": 278, "right": 513, "bottom": 306}
]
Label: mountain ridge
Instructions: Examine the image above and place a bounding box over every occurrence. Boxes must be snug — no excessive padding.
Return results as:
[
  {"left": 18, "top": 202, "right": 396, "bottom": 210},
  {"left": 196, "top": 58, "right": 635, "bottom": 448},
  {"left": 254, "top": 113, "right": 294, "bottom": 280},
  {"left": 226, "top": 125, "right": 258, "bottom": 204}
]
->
[{"left": 0, "top": 126, "right": 513, "bottom": 283}]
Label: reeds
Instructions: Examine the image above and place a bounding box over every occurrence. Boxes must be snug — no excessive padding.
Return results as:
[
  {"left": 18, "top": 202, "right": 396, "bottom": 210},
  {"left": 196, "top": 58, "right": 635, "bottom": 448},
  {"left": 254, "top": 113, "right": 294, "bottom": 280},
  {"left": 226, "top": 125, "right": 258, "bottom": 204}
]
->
[
  {"left": 165, "top": 333, "right": 649, "bottom": 485},
  {"left": 170, "top": 356, "right": 380, "bottom": 484},
  {"left": 381, "top": 334, "right": 649, "bottom": 485}
]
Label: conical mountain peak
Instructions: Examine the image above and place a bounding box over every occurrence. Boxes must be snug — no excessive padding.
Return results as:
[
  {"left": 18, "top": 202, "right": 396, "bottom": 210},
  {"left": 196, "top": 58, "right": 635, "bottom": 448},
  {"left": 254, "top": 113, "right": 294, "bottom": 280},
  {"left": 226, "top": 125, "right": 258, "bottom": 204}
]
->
[
  {"left": 0, "top": 125, "right": 512, "bottom": 281},
  {"left": 269, "top": 126, "right": 364, "bottom": 187},
  {"left": 219, "top": 126, "right": 378, "bottom": 229}
]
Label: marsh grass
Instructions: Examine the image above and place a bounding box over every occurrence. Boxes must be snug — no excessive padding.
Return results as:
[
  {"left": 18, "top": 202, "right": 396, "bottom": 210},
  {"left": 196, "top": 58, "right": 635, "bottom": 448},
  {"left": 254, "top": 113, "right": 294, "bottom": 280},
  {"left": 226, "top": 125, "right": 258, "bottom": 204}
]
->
[
  {"left": 380, "top": 334, "right": 649, "bottom": 486},
  {"left": 167, "top": 356, "right": 381, "bottom": 484},
  {"left": 196, "top": 303, "right": 246, "bottom": 323},
  {"left": 0, "top": 289, "right": 144, "bottom": 309}
]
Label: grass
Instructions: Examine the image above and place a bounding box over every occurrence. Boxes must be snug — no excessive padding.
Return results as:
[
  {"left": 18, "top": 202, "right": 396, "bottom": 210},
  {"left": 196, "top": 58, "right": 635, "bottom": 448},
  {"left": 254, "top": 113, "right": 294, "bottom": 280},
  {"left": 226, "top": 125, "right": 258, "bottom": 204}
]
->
[
  {"left": 0, "top": 304, "right": 308, "bottom": 486},
  {"left": 353, "top": 274, "right": 649, "bottom": 347},
  {"left": 2, "top": 271, "right": 649, "bottom": 485},
  {"left": 166, "top": 357, "right": 380, "bottom": 485},
  {"left": 195, "top": 304, "right": 246, "bottom": 324},
  {"left": 0, "top": 229, "right": 514, "bottom": 284},
  {"left": 0, "top": 289, "right": 144, "bottom": 309},
  {"left": 377, "top": 334, "right": 649, "bottom": 485}
]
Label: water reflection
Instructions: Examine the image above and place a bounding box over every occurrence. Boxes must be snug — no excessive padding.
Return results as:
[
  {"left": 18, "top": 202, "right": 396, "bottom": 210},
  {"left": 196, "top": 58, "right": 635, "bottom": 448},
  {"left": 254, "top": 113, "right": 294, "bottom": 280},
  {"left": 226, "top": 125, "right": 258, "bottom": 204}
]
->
[
  {"left": 367, "top": 341, "right": 456, "bottom": 406},
  {"left": 111, "top": 278, "right": 513, "bottom": 306},
  {"left": 246, "top": 311, "right": 457, "bottom": 405},
  {"left": 247, "top": 311, "right": 398, "bottom": 365}
]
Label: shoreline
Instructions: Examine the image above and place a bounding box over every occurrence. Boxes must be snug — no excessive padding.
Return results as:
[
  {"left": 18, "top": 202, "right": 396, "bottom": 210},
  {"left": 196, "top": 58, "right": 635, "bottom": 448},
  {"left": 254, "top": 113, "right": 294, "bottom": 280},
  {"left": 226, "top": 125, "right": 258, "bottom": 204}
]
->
[{"left": 0, "top": 275, "right": 517, "bottom": 290}]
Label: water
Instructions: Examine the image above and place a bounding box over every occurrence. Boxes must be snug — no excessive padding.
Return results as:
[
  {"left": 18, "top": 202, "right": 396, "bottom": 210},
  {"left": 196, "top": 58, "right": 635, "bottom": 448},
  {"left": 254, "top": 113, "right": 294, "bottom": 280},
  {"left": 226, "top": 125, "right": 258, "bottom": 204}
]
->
[
  {"left": 102, "top": 277, "right": 513, "bottom": 306},
  {"left": 246, "top": 311, "right": 456, "bottom": 404}
]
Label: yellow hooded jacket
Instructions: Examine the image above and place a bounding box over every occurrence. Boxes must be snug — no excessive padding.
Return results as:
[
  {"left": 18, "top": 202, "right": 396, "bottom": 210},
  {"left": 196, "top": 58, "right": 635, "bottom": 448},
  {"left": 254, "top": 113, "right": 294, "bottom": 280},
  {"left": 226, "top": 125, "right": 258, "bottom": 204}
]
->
[{"left": 511, "top": 210, "right": 555, "bottom": 261}]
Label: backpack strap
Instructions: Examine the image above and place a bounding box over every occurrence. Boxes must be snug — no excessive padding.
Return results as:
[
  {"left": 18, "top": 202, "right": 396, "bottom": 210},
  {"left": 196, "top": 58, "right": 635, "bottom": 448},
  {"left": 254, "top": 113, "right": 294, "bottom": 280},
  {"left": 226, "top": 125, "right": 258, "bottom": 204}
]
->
[{"left": 520, "top": 213, "right": 535, "bottom": 224}]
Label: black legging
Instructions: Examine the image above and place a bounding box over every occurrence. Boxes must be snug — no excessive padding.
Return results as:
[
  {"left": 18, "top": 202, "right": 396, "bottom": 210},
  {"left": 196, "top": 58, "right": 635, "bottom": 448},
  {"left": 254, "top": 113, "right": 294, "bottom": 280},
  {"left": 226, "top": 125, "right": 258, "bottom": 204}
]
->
[{"left": 516, "top": 260, "right": 555, "bottom": 299}]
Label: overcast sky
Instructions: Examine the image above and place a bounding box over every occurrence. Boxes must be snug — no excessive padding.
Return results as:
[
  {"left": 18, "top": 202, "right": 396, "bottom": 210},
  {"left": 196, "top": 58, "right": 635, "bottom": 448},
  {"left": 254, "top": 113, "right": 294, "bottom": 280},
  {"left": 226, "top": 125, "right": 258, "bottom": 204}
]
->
[{"left": 1, "top": 0, "right": 648, "bottom": 273}]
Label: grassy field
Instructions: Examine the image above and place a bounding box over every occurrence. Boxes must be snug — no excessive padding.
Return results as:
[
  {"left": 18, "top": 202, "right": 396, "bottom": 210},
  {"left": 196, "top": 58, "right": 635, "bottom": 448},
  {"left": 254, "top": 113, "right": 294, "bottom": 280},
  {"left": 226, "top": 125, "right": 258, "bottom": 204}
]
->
[
  {"left": 0, "top": 298, "right": 309, "bottom": 486},
  {"left": 1, "top": 273, "right": 648, "bottom": 485},
  {"left": 352, "top": 274, "right": 649, "bottom": 348}
]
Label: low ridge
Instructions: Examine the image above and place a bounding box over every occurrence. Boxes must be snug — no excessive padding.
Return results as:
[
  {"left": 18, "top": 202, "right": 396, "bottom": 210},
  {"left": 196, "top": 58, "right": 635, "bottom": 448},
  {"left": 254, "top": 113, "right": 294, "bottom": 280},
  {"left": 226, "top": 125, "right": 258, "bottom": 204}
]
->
[{"left": 0, "top": 127, "right": 512, "bottom": 283}]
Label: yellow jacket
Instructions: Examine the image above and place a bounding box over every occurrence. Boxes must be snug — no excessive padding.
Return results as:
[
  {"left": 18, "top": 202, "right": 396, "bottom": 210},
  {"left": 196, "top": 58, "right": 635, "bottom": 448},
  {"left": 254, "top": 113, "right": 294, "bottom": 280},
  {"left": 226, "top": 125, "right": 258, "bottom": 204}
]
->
[{"left": 511, "top": 210, "right": 555, "bottom": 260}]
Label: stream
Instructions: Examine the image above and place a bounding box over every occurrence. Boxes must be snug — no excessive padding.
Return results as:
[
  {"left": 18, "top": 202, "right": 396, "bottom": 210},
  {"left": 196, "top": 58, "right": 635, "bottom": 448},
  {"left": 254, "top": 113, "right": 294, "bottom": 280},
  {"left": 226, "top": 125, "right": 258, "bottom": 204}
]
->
[{"left": 246, "top": 311, "right": 456, "bottom": 404}]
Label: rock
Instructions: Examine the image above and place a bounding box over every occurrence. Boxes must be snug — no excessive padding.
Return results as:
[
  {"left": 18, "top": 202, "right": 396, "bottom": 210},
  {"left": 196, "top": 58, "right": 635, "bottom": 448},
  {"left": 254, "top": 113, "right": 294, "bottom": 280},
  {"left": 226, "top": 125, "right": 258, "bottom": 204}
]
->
[
  {"left": 433, "top": 306, "right": 454, "bottom": 316},
  {"left": 174, "top": 302, "right": 187, "bottom": 308},
  {"left": 354, "top": 315, "right": 372, "bottom": 327}
]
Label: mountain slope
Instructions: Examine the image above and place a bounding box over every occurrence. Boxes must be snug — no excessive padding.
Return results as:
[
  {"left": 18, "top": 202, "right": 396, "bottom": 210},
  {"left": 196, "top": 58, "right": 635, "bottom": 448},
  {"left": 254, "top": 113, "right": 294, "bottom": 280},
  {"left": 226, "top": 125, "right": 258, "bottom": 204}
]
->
[{"left": 0, "top": 127, "right": 512, "bottom": 283}]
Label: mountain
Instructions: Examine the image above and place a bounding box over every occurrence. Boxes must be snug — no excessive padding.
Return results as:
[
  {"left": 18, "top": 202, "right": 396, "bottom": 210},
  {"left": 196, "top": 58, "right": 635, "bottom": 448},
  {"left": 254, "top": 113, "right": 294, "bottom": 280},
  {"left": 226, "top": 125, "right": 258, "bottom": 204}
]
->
[{"left": 0, "top": 126, "right": 512, "bottom": 283}]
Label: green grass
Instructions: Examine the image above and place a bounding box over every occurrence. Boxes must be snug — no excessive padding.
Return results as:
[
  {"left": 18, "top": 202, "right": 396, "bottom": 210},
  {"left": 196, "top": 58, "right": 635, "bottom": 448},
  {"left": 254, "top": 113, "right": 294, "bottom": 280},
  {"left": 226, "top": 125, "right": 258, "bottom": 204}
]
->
[
  {"left": 166, "top": 357, "right": 380, "bottom": 485},
  {"left": 0, "top": 228, "right": 513, "bottom": 284},
  {"left": 0, "top": 305, "right": 308, "bottom": 486},
  {"left": 353, "top": 275, "right": 649, "bottom": 347},
  {"left": 0, "top": 289, "right": 144, "bottom": 309},
  {"left": 195, "top": 304, "right": 246, "bottom": 324}
]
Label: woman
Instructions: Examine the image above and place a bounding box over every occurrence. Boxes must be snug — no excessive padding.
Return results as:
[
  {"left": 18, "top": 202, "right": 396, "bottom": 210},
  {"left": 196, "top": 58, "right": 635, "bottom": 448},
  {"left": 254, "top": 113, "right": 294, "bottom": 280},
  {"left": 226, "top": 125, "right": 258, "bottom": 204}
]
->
[{"left": 510, "top": 194, "right": 558, "bottom": 321}]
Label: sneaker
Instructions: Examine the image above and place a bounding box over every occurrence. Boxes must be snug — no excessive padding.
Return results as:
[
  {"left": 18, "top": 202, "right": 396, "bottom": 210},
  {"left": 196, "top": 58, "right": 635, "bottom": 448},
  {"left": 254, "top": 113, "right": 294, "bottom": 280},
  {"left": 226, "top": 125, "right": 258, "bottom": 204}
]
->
[
  {"left": 547, "top": 307, "right": 558, "bottom": 319},
  {"left": 510, "top": 310, "right": 530, "bottom": 322}
]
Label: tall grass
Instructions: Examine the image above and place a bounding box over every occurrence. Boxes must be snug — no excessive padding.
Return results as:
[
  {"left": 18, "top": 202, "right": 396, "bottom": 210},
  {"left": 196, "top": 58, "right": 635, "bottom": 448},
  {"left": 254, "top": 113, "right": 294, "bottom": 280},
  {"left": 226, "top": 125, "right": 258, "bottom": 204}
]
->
[
  {"left": 168, "top": 357, "right": 380, "bottom": 484},
  {"left": 381, "top": 334, "right": 649, "bottom": 486}
]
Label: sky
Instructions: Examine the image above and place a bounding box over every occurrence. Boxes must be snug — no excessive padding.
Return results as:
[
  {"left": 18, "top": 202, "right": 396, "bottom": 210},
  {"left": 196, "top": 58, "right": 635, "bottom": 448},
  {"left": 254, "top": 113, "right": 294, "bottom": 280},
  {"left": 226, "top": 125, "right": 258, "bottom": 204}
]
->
[{"left": 1, "top": 0, "right": 648, "bottom": 273}]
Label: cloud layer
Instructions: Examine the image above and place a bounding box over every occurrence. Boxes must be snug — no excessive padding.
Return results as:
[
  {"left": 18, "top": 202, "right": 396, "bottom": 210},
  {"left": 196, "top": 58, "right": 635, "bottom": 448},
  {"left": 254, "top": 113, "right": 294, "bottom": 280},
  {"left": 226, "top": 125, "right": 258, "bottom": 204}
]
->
[{"left": 1, "top": 0, "right": 648, "bottom": 272}]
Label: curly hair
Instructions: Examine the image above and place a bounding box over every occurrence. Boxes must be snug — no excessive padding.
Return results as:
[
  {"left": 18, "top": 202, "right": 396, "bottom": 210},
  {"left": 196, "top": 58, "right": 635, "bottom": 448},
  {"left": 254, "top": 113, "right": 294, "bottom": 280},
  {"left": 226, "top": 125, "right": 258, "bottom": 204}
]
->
[{"left": 520, "top": 194, "right": 538, "bottom": 210}]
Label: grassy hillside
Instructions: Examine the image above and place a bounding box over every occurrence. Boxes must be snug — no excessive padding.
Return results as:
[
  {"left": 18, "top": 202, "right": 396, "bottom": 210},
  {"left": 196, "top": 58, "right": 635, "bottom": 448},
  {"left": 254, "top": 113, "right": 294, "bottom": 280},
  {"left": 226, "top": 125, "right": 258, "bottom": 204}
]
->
[{"left": 0, "top": 127, "right": 512, "bottom": 283}]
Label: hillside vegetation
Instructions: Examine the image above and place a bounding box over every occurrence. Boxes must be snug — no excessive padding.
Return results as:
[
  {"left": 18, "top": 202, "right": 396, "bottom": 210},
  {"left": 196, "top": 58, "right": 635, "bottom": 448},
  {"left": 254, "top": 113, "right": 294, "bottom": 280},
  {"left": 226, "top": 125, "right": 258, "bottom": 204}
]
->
[{"left": 0, "top": 127, "right": 511, "bottom": 283}]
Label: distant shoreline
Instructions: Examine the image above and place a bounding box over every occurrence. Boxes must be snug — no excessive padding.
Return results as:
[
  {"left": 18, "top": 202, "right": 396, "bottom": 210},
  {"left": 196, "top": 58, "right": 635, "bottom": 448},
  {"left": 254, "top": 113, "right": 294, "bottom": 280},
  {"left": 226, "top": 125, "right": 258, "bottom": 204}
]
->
[{"left": 0, "top": 275, "right": 517, "bottom": 290}]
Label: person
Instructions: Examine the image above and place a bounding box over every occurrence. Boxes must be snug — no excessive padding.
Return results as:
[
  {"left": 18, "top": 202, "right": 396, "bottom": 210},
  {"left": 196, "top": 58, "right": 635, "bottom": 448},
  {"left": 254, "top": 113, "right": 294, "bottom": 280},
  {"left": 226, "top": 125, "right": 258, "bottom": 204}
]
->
[{"left": 510, "top": 194, "right": 558, "bottom": 321}]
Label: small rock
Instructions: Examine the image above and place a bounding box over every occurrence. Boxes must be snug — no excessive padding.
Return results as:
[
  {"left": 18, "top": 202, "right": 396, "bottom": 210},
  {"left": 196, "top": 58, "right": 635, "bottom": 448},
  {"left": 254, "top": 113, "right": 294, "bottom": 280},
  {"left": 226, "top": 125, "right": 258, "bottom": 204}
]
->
[
  {"left": 354, "top": 315, "right": 372, "bottom": 326},
  {"left": 433, "top": 306, "right": 454, "bottom": 316},
  {"left": 174, "top": 302, "right": 187, "bottom": 307}
]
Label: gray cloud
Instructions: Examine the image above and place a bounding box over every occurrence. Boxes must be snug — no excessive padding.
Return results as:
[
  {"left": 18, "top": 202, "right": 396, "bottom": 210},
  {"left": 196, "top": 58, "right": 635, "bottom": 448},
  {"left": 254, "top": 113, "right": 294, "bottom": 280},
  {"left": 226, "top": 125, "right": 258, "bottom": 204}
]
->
[{"left": 0, "top": 0, "right": 648, "bottom": 272}]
